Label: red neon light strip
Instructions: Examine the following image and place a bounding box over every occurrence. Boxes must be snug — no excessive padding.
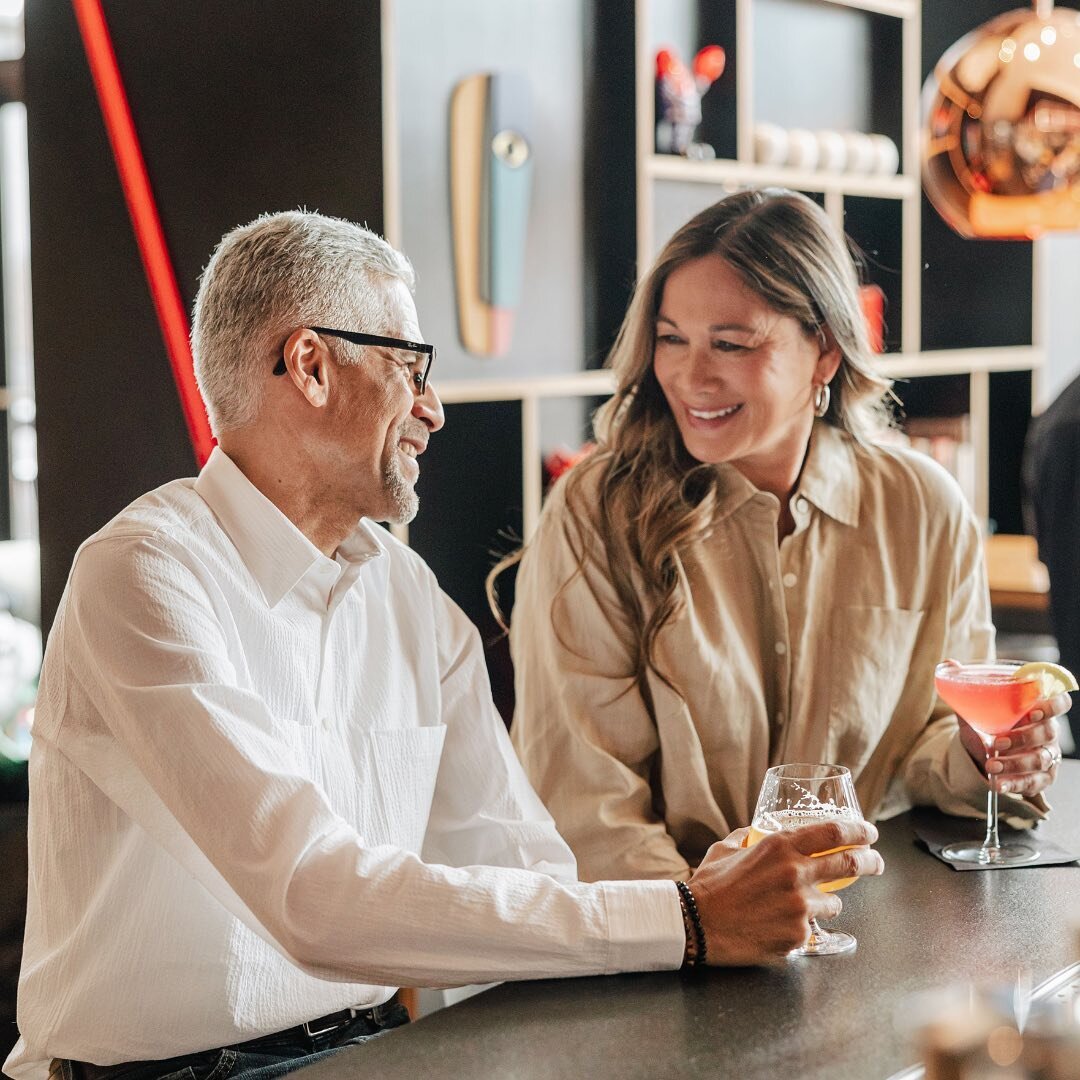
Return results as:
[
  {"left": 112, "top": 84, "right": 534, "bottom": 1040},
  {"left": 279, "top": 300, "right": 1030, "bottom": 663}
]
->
[{"left": 71, "top": 0, "right": 215, "bottom": 466}]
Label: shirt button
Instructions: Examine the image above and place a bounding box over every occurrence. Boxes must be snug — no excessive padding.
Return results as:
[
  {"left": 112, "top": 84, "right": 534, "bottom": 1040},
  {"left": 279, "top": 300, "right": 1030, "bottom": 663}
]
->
[
  {"left": 783, "top": 572, "right": 797, "bottom": 588},
  {"left": 796, "top": 497, "right": 809, "bottom": 514},
  {"left": 774, "top": 641, "right": 787, "bottom": 656},
  {"left": 776, "top": 711, "right": 785, "bottom": 726}
]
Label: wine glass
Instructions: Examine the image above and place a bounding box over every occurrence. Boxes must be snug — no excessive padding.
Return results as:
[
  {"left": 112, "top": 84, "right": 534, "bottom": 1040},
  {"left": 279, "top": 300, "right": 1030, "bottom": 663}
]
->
[
  {"left": 749, "top": 763, "right": 865, "bottom": 957},
  {"left": 933, "top": 659, "right": 1040, "bottom": 866}
]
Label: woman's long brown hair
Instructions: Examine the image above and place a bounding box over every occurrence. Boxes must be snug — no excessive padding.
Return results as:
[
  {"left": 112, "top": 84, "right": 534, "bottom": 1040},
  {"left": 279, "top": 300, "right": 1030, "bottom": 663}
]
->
[{"left": 488, "top": 189, "right": 892, "bottom": 706}]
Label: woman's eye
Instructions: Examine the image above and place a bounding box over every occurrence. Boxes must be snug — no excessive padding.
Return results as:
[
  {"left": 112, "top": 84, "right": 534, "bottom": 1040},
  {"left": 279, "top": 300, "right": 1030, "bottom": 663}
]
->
[
  {"left": 712, "top": 340, "right": 746, "bottom": 353},
  {"left": 655, "top": 334, "right": 685, "bottom": 346}
]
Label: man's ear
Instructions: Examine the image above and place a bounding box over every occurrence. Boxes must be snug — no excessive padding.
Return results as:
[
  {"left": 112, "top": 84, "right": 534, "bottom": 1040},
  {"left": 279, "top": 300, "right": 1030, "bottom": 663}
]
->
[
  {"left": 815, "top": 325, "right": 843, "bottom": 385},
  {"left": 281, "top": 328, "right": 329, "bottom": 407}
]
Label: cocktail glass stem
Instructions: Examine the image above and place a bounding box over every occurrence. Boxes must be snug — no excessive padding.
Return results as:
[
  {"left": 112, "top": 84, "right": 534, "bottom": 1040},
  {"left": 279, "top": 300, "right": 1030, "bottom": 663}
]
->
[{"left": 981, "top": 742, "right": 1002, "bottom": 861}]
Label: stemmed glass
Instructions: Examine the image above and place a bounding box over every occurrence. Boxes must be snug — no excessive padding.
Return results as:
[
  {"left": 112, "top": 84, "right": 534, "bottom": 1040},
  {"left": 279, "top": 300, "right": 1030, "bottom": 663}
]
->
[
  {"left": 933, "top": 659, "right": 1041, "bottom": 866},
  {"left": 749, "top": 763, "right": 864, "bottom": 956}
]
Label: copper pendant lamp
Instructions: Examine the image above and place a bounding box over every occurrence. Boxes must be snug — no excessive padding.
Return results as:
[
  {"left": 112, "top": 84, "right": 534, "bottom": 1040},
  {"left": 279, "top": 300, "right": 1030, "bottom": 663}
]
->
[{"left": 922, "top": 1, "right": 1080, "bottom": 239}]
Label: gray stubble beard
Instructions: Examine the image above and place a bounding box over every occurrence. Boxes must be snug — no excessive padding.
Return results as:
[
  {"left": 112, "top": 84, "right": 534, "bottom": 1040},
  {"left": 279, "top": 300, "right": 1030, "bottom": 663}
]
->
[
  {"left": 382, "top": 420, "right": 422, "bottom": 524},
  {"left": 383, "top": 455, "right": 419, "bottom": 524}
]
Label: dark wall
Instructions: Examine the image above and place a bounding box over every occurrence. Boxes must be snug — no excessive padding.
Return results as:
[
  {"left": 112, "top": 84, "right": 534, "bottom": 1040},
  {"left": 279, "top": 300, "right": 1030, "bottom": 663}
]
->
[
  {"left": 26, "top": 0, "right": 384, "bottom": 632},
  {"left": 920, "top": 0, "right": 1035, "bottom": 533},
  {"left": 583, "top": 0, "right": 637, "bottom": 367}
]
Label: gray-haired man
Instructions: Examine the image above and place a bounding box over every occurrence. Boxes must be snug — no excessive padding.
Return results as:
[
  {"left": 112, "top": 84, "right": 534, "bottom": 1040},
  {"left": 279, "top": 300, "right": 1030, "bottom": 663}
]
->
[{"left": 7, "top": 212, "right": 881, "bottom": 1080}]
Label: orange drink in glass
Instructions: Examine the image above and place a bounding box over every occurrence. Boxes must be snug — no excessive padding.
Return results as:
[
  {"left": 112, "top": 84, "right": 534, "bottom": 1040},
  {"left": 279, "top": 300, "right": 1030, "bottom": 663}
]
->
[
  {"left": 746, "top": 811, "right": 858, "bottom": 892},
  {"left": 750, "top": 763, "right": 864, "bottom": 956}
]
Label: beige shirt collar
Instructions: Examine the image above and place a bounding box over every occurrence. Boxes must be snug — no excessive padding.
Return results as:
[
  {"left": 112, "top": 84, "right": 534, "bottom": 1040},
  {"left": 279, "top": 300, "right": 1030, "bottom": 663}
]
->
[
  {"left": 794, "top": 421, "right": 861, "bottom": 527},
  {"left": 711, "top": 421, "right": 861, "bottom": 527}
]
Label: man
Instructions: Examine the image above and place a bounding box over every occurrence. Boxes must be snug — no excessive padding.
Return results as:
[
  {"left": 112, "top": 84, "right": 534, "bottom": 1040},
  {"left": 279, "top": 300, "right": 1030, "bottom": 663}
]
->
[{"left": 6, "top": 212, "right": 882, "bottom": 1080}]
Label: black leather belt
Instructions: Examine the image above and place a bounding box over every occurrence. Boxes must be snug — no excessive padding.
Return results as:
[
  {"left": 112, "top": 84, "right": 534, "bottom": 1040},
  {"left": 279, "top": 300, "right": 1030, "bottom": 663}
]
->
[
  {"left": 238, "top": 1004, "right": 386, "bottom": 1047},
  {"left": 297, "top": 1006, "right": 371, "bottom": 1040},
  {"left": 62, "top": 1004, "right": 394, "bottom": 1080}
]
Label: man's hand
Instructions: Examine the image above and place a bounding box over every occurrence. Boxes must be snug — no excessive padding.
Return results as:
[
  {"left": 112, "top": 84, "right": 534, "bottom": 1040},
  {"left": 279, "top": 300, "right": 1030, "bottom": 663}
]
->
[
  {"left": 958, "top": 691, "right": 1069, "bottom": 798},
  {"left": 687, "top": 819, "right": 883, "bottom": 966}
]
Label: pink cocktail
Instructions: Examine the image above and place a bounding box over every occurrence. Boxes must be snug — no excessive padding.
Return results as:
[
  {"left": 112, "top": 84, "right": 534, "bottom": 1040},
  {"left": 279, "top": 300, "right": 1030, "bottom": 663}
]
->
[
  {"left": 934, "top": 666, "right": 1041, "bottom": 736},
  {"left": 933, "top": 660, "right": 1040, "bottom": 866}
]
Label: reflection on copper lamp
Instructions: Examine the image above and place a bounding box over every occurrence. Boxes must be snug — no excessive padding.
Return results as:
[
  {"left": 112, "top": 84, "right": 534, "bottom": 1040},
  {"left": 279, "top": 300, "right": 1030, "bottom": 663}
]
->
[{"left": 922, "top": 0, "right": 1080, "bottom": 239}]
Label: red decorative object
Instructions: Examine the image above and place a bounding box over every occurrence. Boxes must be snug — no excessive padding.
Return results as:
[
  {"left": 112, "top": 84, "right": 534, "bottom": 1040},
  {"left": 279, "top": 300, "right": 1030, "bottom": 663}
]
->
[
  {"left": 544, "top": 443, "right": 595, "bottom": 486},
  {"left": 693, "top": 45, "right": 727, "bottom": 85},
  {"left": 858, "top": 284, "right": 885, "bottom": 354},
  {"left": 71, "top": 0, "right": 215, "bottom": 467},
  {"left": 655, "top": 44, "right": 726, "bottom": 157}
]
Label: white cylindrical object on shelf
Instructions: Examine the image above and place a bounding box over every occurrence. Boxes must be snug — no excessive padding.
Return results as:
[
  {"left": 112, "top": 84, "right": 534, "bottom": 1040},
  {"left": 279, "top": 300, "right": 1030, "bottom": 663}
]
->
[
  {"left": 814, "top": 130, "right": 847, "bottom": 173},
  {"left": 753, "top": 122, "right": 789, "bottom": 166},
  {"left": 842, "top": 131, "right": 876, "bottom": 174},
  {"left": 787, "top": 128, "right": 819, "bottom": 170},
  {"left": 869, "top": 133, "right": 900, "bottom": 175}
]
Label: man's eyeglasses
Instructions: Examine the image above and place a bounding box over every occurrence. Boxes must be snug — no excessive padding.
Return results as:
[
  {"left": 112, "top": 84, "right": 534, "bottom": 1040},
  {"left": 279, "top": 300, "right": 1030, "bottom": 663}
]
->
[{"left": 274, "top": 327, "right": 435, "bottom": 395}]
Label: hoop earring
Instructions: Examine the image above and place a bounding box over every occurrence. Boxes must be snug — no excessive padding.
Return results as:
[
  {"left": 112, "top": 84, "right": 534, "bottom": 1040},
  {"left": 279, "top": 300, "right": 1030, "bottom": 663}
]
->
[{"left": 813, "top": 382, "right": 831, "bottom": 418}]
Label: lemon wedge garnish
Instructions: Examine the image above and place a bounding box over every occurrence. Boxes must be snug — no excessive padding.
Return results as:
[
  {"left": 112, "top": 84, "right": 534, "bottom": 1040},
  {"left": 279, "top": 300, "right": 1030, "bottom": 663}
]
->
[{"left": 1013, "top": 661, "right": 1079, "bottom": 697}]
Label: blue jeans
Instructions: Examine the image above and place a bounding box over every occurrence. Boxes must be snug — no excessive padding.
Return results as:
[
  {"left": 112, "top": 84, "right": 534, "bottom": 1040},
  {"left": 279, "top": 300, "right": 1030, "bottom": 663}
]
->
[{"left": 51, "top": 1002, "right": 411, "bottom": 1080}]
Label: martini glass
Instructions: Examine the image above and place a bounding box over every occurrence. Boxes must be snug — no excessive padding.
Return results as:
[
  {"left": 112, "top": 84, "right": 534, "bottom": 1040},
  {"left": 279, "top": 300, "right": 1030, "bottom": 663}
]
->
[
  {"left": 934, "top": 659, "right": 1041, "bottom": 866},
  {"left": 748, "top": 763, "right": 864, "bottom": 956}
]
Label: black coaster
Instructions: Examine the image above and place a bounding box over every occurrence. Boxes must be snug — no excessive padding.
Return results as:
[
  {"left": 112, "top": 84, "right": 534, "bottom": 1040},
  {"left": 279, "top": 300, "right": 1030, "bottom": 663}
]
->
[{"left": 912, "top": 809, "right": 1079, "bottom": 871}]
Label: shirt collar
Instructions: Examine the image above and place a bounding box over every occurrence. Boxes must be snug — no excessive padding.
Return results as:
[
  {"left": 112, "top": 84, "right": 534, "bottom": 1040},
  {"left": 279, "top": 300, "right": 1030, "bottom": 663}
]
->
[
  {"left": 792, "top": 421, "right": 861, "bottom": 526},
  {"left": 709, "top": 421, "right": 860, "bottom": 527},
  {"left": 193, "top": 447, "right": 384, "bottom": 608}
]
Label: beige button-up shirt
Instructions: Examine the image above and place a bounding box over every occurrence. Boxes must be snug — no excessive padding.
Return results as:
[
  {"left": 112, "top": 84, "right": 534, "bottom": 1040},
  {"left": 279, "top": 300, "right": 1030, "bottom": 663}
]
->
[{"left": 511, "top": 423, "right": 1043, "bottom": 882}]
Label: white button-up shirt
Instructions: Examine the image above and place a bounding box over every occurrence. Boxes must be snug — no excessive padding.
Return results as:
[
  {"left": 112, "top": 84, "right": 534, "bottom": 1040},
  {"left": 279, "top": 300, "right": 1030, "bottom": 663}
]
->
[{"left": 5, "top": 449, "right": 683, "bottom": 1078}]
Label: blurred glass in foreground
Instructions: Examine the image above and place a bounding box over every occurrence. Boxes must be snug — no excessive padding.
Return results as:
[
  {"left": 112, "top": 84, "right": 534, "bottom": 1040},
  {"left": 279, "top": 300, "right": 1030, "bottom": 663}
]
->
[{"left": 898, "top": 962, "right": 1080, "bottom": 1079}]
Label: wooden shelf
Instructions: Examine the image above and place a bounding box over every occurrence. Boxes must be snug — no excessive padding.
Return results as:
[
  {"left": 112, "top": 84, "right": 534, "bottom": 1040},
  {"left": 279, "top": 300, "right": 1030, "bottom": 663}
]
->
[
  {"left": 435, "top": 369, "right": 615, "bottom": 405},
  {"left": 878, "top": 347, "right": 1044, "bottom": 380},
  {"left": 645, "top": 155, "right": 915, "bottom": 200},
  {"left": 433, "top": 346, "right": 1044, "bottom": 405},
  {"left": 819, "top": 0, "right": 917, "bottom": 18}
]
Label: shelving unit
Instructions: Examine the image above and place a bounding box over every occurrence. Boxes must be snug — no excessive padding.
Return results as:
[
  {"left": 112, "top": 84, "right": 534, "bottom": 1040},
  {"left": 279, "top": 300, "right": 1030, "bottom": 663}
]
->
[
  {"left": 634, "top": 0, "right": 1041, "bottom": 527},
  {"left": 378, "top": 0, "right": 1042, "bottom": 614}
]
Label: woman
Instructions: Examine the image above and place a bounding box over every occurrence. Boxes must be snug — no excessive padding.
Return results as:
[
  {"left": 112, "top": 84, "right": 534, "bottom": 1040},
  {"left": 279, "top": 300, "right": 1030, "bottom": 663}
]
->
[{"left": 498, "top": 189, "right": 1066, "bottom": 882}]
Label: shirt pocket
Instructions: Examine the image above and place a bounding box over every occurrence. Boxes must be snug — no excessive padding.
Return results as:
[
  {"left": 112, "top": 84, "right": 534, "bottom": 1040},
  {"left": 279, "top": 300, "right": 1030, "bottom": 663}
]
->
[
  {"left": 358, "top": 726, "right": 447, "bottom": 853},
  {"left": 826, "top": 606, "right": 925, "bottom": 773}
]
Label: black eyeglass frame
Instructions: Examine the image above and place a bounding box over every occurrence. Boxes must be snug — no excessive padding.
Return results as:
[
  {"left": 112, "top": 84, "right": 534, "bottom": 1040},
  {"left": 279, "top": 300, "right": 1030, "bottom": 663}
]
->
[{"left": 273, "top": 326, "right": 435, "bottom": 394}]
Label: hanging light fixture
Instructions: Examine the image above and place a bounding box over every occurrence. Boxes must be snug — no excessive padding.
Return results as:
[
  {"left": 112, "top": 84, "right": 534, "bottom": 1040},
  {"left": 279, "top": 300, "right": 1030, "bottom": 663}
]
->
[{"left": 922, "top": 1, "right": 1080, "bottom": 239}]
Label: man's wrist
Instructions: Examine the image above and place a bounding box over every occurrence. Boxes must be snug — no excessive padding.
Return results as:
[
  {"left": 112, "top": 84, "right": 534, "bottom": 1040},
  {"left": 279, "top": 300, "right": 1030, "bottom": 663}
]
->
[{"left": 675, "top": 880, "right": 707, "bottom": 968}]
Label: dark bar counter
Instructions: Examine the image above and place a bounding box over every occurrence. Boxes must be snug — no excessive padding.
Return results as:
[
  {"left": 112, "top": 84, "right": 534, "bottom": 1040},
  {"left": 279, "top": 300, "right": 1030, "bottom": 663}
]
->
[{"left": 305, "top": 762, "right": 1079, "bottom": 1080}]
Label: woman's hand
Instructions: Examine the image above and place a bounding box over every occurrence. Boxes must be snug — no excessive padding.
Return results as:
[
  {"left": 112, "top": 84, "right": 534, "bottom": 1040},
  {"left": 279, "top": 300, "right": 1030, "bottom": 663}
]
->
[{"left": 958, "top": 691, "right": 1069, "bottom": 798}]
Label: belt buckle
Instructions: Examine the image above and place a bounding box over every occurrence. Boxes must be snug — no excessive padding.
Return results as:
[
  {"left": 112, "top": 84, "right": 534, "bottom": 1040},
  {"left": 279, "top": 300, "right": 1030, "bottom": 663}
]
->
[{"left": 303, "top": 1008, "right": 356, "bottom": 1038}]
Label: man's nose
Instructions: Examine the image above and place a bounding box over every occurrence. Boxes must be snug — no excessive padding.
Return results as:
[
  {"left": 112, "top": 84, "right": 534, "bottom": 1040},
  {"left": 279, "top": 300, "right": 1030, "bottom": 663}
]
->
[{"left": 412, "top": 380, "right": 445, "bottom": 432}]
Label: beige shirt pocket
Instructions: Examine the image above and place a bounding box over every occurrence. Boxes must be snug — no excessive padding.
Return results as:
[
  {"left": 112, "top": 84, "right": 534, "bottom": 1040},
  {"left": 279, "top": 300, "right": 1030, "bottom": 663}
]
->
[{"left": 827, "top": 606, "right": 925, "bottom": 773}]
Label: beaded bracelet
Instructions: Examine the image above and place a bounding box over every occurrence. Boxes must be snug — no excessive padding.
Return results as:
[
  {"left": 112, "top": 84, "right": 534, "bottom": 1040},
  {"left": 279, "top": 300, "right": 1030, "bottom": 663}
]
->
[{"left": 675, "top": 880, "right": 707, "bottom": 968}]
